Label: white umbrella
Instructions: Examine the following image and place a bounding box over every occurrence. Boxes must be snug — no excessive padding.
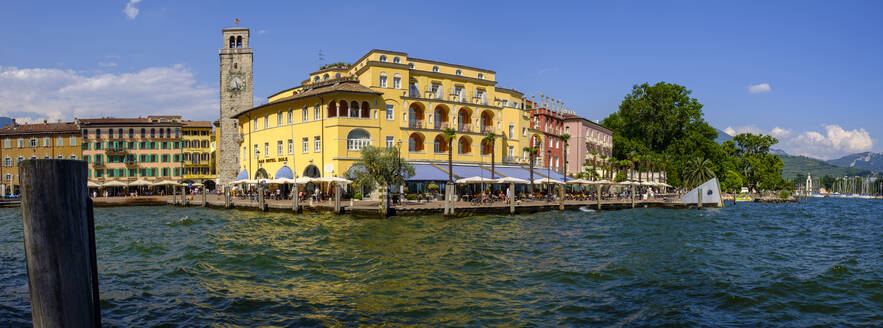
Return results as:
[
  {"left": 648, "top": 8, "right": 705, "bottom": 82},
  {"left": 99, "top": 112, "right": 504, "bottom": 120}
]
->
[
  {"left": 640, "top": 181, "right": 658, "bottom": 186},
  {"left": 456, "top": 176, "right": 497, "bottom": 184},
  {"left": 238, "top": 179, "right": 258, "bottom": 185},
  {"left": 129, "top": 180, "right": 153, "bottom": 186},
  {"left": 658, "top": 182, "right": 672, "bottom": 188},
  {"left": 618, "top": 181, "right": 638, "bottom": 186},
  {"left": 269, "top": 177, "right": 296, "bottom": 184},
  {"left": 102, "top": 180, "right": 127, "bottom": 187},
  {"left": 315, "top": 176, "right": 353, "bottom": 184},
  {"left": 496, "top": 176, "right": 529, "bottom": 184},
  {"left": 87, "top": 181, "right": 101, "bottom": 188},
  {"left": 533, "top": 177, "right": 564, "bottom": 184},
  {"left": 294, "top": 176, "right": 314, "bottom": 184},
  {"left": 154, "top": 180, "right": 181, "bottom": 186},
  {"left": 565, "top": 179, "right": 591, "bottom": 185}
]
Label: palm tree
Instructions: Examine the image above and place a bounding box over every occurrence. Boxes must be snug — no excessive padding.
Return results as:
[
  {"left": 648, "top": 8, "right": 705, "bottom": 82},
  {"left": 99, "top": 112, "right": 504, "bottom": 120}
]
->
[
  {"left": 559, "top": 133, "right": 570, "bottom": 183},
  {"left": 483, "top": 132, "right": 497, "bottom": 182},
  {"left": 589, "top": 150, "right": 599, "bottom": 181},
  {"left": 442, "top": 128, "right": 457, "bottom": 183},
  {"left": 628, "top": 151, "right": 639, "bottom": 182},
  {"left": 683, "top": 157, "right": 715, "bottom": 189},
  {"left": 599, "top": 154, "right": 608, "bottom": 180},
  {"left": 524, "top": 146, "right": 539, "bottom": 192}
]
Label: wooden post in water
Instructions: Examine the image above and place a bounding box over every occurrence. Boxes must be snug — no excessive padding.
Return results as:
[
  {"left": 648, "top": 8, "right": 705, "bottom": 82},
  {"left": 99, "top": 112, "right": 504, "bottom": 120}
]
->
[
  {"left": 334, "top": 184, "right": 341, "bottom": 214},
  {"left": 224, "top": 186, "right": 231, "bottom": 209},
  {"left": 449, "top": 183, "right": 456, "bottom": 215},
  {"left": 172, "top": 187, "right": 177, "bottom": 205},
  {"left": 631, "top": 185, "right": 635, "bottom": 208},
  {"left": 19, "top": 160, "right": 100, "bottom": 327},
  {"left": 559, "top": 184, "right": 565, "bottom": 211},
  {"left": 697, "top": 187, "right": 703, "bottom": 210},
  {"left": 292, "top": 182, "right": 299, "bottom": 213},
  {"left": 258, "top": 183, "right": 265, "bottom": 212},
  {"left": 443, "top": 183, "right": 450, "bottom": 215},
  {"left": 597, "top": 185, "right": 602, "bottom": 211},
  {"left": 201, "top": 186, "right": 207, "bottom": 207},
  {"left": 509, "top": 182, "right": 515, "bottom": 215}
]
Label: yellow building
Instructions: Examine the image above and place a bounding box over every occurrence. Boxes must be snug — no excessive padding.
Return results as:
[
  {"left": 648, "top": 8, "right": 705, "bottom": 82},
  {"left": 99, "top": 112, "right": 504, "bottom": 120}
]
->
[
  {"left": 181, "top": 120, "right": 216, "bottom": 187},
  {"left": 0, "top": 122, "right": 82, "bottom": 196},
  {"left": 229, "top": 48, "right": 544, "bottom": 186}
]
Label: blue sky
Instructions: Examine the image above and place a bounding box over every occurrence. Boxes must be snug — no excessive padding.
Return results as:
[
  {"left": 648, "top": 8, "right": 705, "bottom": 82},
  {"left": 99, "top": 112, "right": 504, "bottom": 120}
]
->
[{"left": 1, "top": 0, "right": 880, "bottom": 159}]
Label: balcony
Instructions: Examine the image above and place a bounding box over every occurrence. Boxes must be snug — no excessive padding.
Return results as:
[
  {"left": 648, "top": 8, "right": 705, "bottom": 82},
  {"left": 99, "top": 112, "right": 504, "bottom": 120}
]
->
[
  {"left": 433, "top": 122, "right": 450, "bottom": 130},
  {"left": 125, "top": 161, "right": 138, "bottom": 167},
  {"left": 346, "top": 139, "right": 371, "bottom": 151},
  {"left": 480, "top": 125, "right": 494, "bottom": 134},
  {"left": 408, "top": 121, "right": 424, "bottom": 129},
  {"left": 184, "top": 160, "right": 210, "bottom": 167},
  {"left": 105, "top": 147, "right": 126, "bottom": 154},
  {"left": 457, "top": 124, "right": 473, "bottom": 133},
  {"left": 93, "top": 161, "right": 105, "bottom": 167}
]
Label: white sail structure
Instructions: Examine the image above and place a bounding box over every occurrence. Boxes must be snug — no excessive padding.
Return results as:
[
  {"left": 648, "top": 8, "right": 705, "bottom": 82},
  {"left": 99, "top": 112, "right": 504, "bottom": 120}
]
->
[{"left": 679, "top": 178, "right": 723, "bottom": 207}]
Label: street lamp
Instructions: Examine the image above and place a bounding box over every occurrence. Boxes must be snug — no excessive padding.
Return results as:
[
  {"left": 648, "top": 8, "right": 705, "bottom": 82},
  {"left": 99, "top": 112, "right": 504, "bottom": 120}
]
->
[{"left": 547, "top": 149, "right": 552, "bottom": 198}]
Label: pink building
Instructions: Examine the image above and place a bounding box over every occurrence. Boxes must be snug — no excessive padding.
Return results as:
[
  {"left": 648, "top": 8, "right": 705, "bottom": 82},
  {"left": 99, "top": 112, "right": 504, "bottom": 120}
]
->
[{"left": 563, "top": 114, "right": 613, "bottom": 176}]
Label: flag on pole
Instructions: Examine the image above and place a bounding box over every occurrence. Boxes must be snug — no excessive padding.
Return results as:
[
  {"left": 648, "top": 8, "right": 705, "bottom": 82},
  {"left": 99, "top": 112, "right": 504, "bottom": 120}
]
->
[{"left": 235, "top": 18, "right": 239, "bottom": 25}]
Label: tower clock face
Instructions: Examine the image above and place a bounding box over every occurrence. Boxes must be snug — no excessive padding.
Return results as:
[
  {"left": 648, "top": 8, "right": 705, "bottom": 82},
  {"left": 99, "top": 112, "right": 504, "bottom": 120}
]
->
[{"left": 227, "top": 75, "right": 245, "bottom": 91}]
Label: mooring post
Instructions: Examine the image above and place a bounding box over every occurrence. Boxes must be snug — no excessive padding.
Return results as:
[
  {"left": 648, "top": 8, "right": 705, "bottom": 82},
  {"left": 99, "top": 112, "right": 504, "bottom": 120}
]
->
[
  {"left": 334, "top": 184, "right": 341, "bottom": 215},
  {"left": 20, "top": 160, "right": 100, "bottom": 327},
  {"left": 172, "top": 187, "right": 177, "bottom": 205},
  {"left": 509, "top": 182, "right": 515, "bottom": 215},
  {"left": 631, "top": 185, "right": 635, "bottom": 208},
  {"left": 224, "top": 186, "right": 231, "bottom": 209},
  {"left": 201, "top": 186, "right": 207, "bottom": 207},
  {"left": 559, "top": 185, "right": 565, "bottom": 211},
  {"left": 697, "top": 187, "right": 703, "bottom": 210},
  {"left": 443, "top": 183, "right": 450, "bottom": 215},
  {"left": 449, "top": 183, "right": 456, "bottom": 215},
  {"left": 258, "top": 183, "right": 265, "bottom": 212},
  {"left": 292, "top": 182, "right": 300, "bottom": 213},
  {"left": 597, "top": 184, "right": 602, "bottom": 211}
]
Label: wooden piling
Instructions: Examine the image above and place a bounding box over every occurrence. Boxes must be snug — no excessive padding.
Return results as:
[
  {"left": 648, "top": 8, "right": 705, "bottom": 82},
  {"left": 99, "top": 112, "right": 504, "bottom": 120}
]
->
[
  {"left": 201, "top": 186, "right": 207, "bottom": 207},
  {"left": 224, "top": 186, "right": 231, "bottom": 209},
  {"left": 509, "top": 182, "right": 515, "bottom": 215},
  {"left": 334, "top": 184, "right": 341, "bottom": 214},
  {"left": 559, "top": 185, "right": 565, "bottom": 211},
  {"left": 597, "top": 184, "right": 602, "bottom": 211},
  {"left": 19, "top": 160, "right": 100, "bottom": 327},
  {"left": 172, "top": 187, "right": 177, "bottom": 205},
  {"left": 631, "top": 185, "right": 635, "bottom": 208},
  {"left": 443, "top": 183, "right": 450, "bottom": 215},
  {"left": 449, "top": 183, "right": 456, "bottom": 215},
  {"left": 697, "top": 188, "right": 703, "bottom": 210}
]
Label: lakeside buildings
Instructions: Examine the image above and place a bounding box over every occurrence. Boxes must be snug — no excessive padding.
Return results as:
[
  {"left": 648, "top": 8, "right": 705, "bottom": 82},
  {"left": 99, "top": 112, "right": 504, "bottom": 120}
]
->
[
  {"left": 220, "top": 27, "right": 613, "bottom": 191},
  {"left": 0, "top": 121, "right": 81, "bottom": 196},
  {"left": 563, "top": 113, "right": 613, "bottom": 176}
]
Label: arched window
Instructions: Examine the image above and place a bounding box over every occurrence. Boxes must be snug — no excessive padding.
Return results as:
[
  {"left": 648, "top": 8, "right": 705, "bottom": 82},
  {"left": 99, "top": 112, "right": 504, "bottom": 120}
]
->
[
  {"left": 347, "top": 129, "right": 371, "bottom": 151},
  {"left": 167, "top": 128, "right": 171, "bottom": 137},
  {"left": 108, "top": 129, "right": 114, "bottom": 139},
  {"left": 150, "top": 128, "right": 156, "bottom": 138},
  {"left": 229, "top": 36, "right": 235, "bottom": 48},
  {"left": 393, "top": 57, "right": 401, "bottom": 64},
  {"left": 433, "top": 105, "right": 449, "bottom": 129},
  {"left": 478, "top": 73, "right": 484, "bottom": 79},
  {"left": 335, "top": 73, "right": 341, "bottom": 79},
  {"left": 118, "top": 128, "right": 123, "bottom": 137},
  {"left": 408, "top": 63, "right": 414, "bottom": 69},
  {"left": 327, "top": 101, "right": 337, "bottom": 118},
  {"left": 313, "top": 76, "right": 320, "bottom": 82},
  {"left": 455, "top": 69, "right": 462, "bottom": 76},
  {"left": 458, "top": 136, "right": 471, "bottom": 154},
  {"left": 481, "top": 138, "right": 493, "bottom": 155},
  {"left": 236, "top": 36, "right": 242, "bottom": 48},
  {"left": 159, "top": 129, "right": 164, "bottom": 138},
  {"left": 361, "top": 101, "right": 370, "bottom": 118},
  {"left": 128, "top": 128, "right": 134, "bottom": 138},
  {"left": 379, "top": 55, "right": 387, "bottom": 62},
  {"left": 350, "top": 101, "right": 359, "bottom": 117},
  {"left": 432, "top": 65, "right": 439, "bottom": 72},
  {"left": 323, "top": 73, "right": 329, "bottom": 81},
  {"left": 408, "top": 133, "right": 424, "bottom": 152},
  {"left": 379, "top": 72, "right": 388, "bottom": 88},
  {"left": 338, "top": 100, "right": 349, "bottom": 117},
  {"left": 141, "top": 128, "right": 145, "bottom": 138},
  {"left": 433, "top": 135, "right": 447, "bottom": 153}
]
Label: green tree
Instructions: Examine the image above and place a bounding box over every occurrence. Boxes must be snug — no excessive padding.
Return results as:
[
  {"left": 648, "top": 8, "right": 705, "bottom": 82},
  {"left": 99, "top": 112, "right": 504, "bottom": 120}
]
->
[
  {"left": 683, "top": 157, "right": 715, "bottom": 189},
  {"left": 483, "top": 132, "right": 497, "bottom": 182},
  {"left": 442, "top": 128, "right": 457, "bottom": 183},
  {"left": 524, "top": 146, "right": 539, "bottom": 192},
  {"left": 349, "top": 146, "right": 415, "bottom": 212},
  {"left": 733, "top": 133, "right": 785, "bottom": 192}
]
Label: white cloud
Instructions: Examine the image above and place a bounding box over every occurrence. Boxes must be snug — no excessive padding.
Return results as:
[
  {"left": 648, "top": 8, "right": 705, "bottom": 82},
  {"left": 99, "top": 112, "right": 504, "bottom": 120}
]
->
[
  {"left": 723, "top": 125, "right": 762, "bottom": 136},
  {"left": 770, "top": 126, "right": 791, "bottom": 138},
  {"left": 0, "top": 64, "right": 217, "bottom": 123},
  {"left": 748, "top": 83, "right": 771, "bottom": 94},
  {"left": 123, "top": 0, "right": 142, "bottom": 20},
  {"left": 97, "top": 61, "right": 118, "bottom": 68},
  {"left": 782, "top": 125, "right": 873, "bottom": 159}
]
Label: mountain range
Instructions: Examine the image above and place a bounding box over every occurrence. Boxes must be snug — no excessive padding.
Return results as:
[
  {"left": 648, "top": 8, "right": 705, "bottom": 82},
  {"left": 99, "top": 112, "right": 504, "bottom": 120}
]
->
[{"left": 714, "top": 128, "right": 880, "bottom": 179}]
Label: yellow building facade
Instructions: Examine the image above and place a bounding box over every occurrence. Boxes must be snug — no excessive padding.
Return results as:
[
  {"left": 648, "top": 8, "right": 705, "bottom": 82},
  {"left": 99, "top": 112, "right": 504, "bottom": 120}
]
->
[
  {"left": 231, "top": 49, "right": 542, "bottom": 183},
  {"left": 181, "top": 120, "right": 216, "bottom": 186},
  {"left": 0, "top": 122, "right": 82, "bottom": 195}
]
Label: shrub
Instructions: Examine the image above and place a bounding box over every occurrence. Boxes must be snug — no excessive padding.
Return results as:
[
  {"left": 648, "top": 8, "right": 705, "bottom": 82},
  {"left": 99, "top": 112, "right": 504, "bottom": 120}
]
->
[
  {"left": 427, "top": 183, "right": 439, "bottom": 191},
  {"left": 405, "top": 193, "right": 417, "bottom": 200},
  {"left": 779, "top": 190, "right": 791, "bottom": 199},
  {"left": 354, "top": 192, "right": 362, "bottom": 200}
]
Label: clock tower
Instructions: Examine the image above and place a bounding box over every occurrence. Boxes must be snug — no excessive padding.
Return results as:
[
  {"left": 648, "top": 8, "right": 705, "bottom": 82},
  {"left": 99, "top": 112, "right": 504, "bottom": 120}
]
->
[{"left": 218, "top": 27, "right": 253, "bottom": 186}]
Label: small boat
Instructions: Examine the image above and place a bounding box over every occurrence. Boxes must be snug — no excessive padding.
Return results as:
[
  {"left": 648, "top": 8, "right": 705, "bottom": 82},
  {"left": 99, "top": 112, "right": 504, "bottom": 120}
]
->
[
  {"left": 735, "top": 187, "right": 753, "bottom": 202},
  {"left": 578, "top": 206, "right": 596, "bottom": 213}
]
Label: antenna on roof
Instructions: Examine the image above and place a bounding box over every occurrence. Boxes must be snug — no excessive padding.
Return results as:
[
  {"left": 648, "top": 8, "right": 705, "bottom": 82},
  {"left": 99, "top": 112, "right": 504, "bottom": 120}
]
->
[{"left": 318, "top": 49, "right": 326, "bottom": 69}]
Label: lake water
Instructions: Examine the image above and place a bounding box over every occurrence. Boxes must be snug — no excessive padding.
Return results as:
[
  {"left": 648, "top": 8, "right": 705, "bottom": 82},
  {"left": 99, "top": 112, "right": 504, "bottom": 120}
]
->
[{"left": 1, "top": 199, "right": 882, "bottom": 326}]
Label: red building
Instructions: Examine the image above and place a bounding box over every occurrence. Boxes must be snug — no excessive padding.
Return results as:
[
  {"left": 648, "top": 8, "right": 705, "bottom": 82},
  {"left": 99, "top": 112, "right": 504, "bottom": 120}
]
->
[{"left": 528, "top": 100, "right": 565, "bottom": 172}]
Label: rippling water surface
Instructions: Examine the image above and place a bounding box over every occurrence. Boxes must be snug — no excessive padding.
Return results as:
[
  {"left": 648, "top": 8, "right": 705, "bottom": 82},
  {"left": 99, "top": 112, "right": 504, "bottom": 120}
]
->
[{"left": 2, "top": 198, "right": 882, "bottom": 326}]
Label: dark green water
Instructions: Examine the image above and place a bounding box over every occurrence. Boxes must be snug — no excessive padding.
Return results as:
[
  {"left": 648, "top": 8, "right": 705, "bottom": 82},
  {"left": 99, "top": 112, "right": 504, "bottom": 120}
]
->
[{"left": 2, "top": 198, "right": 882, "bottom": 327}]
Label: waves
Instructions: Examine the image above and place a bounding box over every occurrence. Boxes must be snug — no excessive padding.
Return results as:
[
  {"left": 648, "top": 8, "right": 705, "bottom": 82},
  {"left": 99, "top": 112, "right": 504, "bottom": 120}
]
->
[{"left": 0, "top": 198, "right": 881, "bottom": 326}]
